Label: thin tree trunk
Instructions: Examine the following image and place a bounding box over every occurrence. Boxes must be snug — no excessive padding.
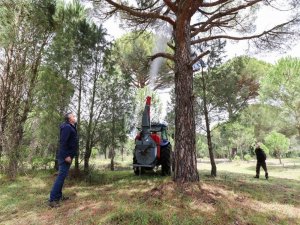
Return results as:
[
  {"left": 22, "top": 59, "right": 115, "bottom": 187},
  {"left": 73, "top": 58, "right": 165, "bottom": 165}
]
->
[
  {"left": 75, "top": 65, "right": 83, "bottom": 172},
  {"left": 0, "top": 99, "right": 9, "bottom": 160},
  {"left": 84, "top": 142, "right": 91, "bottom": 173},
  {"left": 84, "top": 56, "right": 98, "bottom": 173},
  {"left": 110, "top": 150, "right": 115, "bottom": 171},
  {"left": 104, "top": 147, "right": 107, "bottom": 159},
  {"left": 121, "top": 146, "right": 124, "bottom": 161},
  {"left": 84, "top": 49, "right": 99, "bottom": 172},
  {"left": 110, "top": 89, "right": 116, "bottom": 171},
  {"left": 83, "top": 139, "right": 91, "bottom": 173},
  {"left": 240, "top": 145, "right": 244, "bottom": 160},
  {"left": 201, "top": 69, "right": 217, "bottom": 177},
  {"left": 278, "top": 153, "right": 282, "bottom": 164},
  {"left": 173, "top": 15, "right": 199, "bottom": 182}
]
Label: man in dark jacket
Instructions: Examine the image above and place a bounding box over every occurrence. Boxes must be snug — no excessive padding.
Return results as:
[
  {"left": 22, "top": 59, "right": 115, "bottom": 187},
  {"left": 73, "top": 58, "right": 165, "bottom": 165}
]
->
[
  {"left": 254, "top": 143, "right": 268, "bottom": 180},
  {"left": 48, "top": 112, "right": 78, "bottom": 207}
]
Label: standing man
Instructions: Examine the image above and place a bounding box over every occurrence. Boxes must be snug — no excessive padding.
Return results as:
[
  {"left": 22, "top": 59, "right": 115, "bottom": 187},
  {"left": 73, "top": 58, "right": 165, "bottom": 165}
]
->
[
  {"left": 48, "top": 112, "right": 78, "bottom": 208},
  {"left": 254, "top": 142, "right": 269, "bottom": 180}
]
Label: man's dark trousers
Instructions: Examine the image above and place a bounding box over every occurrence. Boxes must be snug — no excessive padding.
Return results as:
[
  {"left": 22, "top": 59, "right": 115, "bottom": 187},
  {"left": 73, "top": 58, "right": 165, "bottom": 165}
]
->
[
  {"left": 50, "top": 159, "right": 71, "bottom": 201},
  {"left": 256, "top": 161, "right": 268, "bottom": 178}
]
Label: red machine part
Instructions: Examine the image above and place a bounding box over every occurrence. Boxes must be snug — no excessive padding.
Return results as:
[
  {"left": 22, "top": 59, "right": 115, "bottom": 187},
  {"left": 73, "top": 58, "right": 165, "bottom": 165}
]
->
[{"left": 151, "top": 133, "right": 161, "bottom": 159}]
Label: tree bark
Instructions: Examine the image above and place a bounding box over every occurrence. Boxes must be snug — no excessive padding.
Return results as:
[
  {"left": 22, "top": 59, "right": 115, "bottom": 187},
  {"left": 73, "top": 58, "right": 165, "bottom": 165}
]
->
[
  {"left": 201, "top": 69, "right": 217, "bottom": 177},
  {"left": 173, "top": 14, "right": 199, "bottom": 182}
]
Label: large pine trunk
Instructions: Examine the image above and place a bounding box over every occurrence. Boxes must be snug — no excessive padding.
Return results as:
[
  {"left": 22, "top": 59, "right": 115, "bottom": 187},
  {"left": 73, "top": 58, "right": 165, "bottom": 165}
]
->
[{"left": 173, "top": 16, "right": 199, "bottom": 182}]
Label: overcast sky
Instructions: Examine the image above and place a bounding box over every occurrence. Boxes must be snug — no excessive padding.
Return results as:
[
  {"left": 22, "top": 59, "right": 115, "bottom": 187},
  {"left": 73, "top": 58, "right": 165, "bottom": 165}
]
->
[{"left": 64, "top": 0, "right": 300, "bottom": 63}]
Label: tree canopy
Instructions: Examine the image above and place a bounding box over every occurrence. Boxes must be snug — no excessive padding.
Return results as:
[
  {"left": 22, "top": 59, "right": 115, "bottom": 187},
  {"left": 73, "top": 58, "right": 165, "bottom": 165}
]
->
[{"left": 94, "top": 0, "right": 300, "bottom": 182}]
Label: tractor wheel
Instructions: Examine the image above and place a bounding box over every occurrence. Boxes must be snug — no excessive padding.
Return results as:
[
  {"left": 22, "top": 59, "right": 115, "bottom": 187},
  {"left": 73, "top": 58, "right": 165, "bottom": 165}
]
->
[
  {"left": 133, "top": 155, "right": 144, "bottom": 175},
  {"left": 160, "top": 143, "right": 172, "bottom": 176}
]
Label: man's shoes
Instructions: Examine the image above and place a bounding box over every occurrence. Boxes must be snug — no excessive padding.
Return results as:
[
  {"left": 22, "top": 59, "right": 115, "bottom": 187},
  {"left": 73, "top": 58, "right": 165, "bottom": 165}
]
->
[
  {"left": 48, "top": 196, "right": 70, "bottom": 207},
  {"left": 60, "top": 195, "right": 70, "bottom": 201},
  {"left": 265, "top": 173, "right": 269, "bottom": 180},
  {"left": 48, "top": 200, "right": 60, "bottom": 208},
  {"left": 254, "top": 175, "right": 259, "bottom": 179}
]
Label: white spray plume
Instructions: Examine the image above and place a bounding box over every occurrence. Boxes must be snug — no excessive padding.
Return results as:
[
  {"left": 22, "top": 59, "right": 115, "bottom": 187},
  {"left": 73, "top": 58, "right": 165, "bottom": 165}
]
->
[{"left": 149, "top": 22, "right": 172, "bottom": 90}]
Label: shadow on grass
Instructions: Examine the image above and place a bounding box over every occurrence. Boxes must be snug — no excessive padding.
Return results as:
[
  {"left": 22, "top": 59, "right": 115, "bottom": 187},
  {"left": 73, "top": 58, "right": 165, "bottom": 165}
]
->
[{"left": 67, "top": 168, "right": 168, "bottom": 187}]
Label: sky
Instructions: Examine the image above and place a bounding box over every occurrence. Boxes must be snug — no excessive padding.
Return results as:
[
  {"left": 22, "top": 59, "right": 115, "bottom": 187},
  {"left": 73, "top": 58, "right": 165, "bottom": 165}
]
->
[{"left": 63, "top": 0, "right": 300, "bottom": 64}]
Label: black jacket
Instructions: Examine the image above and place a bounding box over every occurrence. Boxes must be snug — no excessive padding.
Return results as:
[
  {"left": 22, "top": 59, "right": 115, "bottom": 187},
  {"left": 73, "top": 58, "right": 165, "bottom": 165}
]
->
[
  {"left": 58, "top": 122, "right": 78, "bottom": 160},
  {"left": 255, "top": 147, "right": 266, "bottom": 162}
]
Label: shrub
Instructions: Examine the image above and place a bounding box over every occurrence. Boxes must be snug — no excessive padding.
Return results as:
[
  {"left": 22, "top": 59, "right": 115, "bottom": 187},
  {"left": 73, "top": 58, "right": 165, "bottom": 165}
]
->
[
  {"left": 244, "top": 154, "right": 252, "bottom": 161},
  {"left": 91, "top": 147, "right": 98, "bottom": 159},
  {"left": 31, "top": 156, "right": 53, "bottom": 170},
  {"left": 233, "top": 155, "right": 240, "bottom": 161}
]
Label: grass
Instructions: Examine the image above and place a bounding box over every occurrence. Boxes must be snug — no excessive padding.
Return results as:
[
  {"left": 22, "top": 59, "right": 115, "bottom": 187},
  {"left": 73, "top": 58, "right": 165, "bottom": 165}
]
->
[{"left": 0, "top": 158, "right": 300, "bottom": 225}]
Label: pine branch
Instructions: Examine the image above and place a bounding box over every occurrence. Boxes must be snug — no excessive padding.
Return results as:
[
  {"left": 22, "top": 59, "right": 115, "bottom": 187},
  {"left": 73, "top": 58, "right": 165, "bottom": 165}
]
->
[
  {"left": 103, "top": 0, "right": 175, "bottom": 26},
  {"left": 149, "top": 52, "right": 175, "bottom": 61},
  {"left": 191, "top": 19, "right": 295, "bottom": 44},
  {"left": 191, "top": 50, "right": 210, "bottom": 66}
]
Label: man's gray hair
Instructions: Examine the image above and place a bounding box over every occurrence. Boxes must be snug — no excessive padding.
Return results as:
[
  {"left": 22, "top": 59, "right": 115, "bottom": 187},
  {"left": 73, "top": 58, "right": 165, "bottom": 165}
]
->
[{"left": 64, "top": 112, "right": 73, "bottom": 122}]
